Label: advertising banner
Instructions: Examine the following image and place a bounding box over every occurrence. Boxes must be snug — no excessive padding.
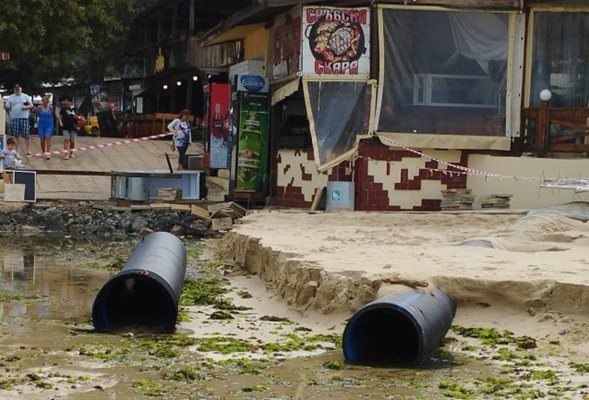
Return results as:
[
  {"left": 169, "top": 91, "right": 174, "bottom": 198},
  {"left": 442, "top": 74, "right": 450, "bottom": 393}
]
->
[
  {"left": 302, "top": 7, "right": 370, "bottom": 77},
  {"left": 0, "top": 97, "right": 4, "bottom": 135},
  {"left": 236, "top": 93, "right": 269, "bottom": 192},
  {"left": 0, "top": 97, "right": 4, "bottom": 172},
  {"left": 207, "top": 83, "right": 231, "bottom": 169},
  {"left": 272, "top": 7, "right": 302, "bottom": 81},
  {"left": 90, "top": 84, "right": 110, "bottom": 112},
  {"left": 0, "top": 130, "right": 4, "bottom": 172}
]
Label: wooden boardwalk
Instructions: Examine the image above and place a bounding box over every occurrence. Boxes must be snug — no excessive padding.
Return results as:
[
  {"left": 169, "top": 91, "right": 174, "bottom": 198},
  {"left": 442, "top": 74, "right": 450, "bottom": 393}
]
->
[{"left": 20, "top": 136, "right": 203, "bottom": 200}]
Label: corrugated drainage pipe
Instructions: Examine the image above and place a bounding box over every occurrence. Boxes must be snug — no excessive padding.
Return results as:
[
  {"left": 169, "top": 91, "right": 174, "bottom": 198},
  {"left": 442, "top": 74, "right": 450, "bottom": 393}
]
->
[
  {"left": 92, "top": 232, "right": 186, "bottom": 333},
  {"left": 343, "top": 288, "right": 456, "bottom": 365}
]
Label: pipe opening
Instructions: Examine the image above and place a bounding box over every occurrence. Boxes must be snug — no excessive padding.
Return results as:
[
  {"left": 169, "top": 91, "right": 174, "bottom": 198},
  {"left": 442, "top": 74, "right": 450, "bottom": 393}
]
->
[
  {"left": 344, "top": 306, "right": 420, "bottom": 365},
  {"left": 93, "top": 274, "right": 176, "bottom": 333}
]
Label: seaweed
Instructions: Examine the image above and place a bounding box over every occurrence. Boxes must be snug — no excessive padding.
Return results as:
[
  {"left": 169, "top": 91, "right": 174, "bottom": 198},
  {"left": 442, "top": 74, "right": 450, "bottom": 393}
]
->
[
  {"left": 242, "top": 384, "right": 269, "bottom": 392},
  {"left": 195, "top": 337, "right": 258, "bottom": 354},
  {"left": 323, "top": 360, "right": 344, "bottom": 370},
  {"left": 210, "top": 310, "right": 234, "bottom": 320},
  {"left": 164, "top": 365, "right": 201, "bottom": 382},
  {"left": 438, "top": 381, "right": 473, "bottom": 399},
  {"left": 0, "top": 288, "right": 44, "bottom": 303},
  {"left": 451, "top": 326, "right": 536, "bottom": 349},
  {"left": 133, "top": 379, "right": 168, "bottom": 396},
  {"left": 180, "top": 277, "right": 229, "bottom": 306}
]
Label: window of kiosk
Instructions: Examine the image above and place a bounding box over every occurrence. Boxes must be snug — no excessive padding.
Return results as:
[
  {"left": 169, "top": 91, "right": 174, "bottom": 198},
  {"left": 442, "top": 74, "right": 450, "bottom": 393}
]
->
[
  {"left": 276, "top": 96, "right": 312, "bottom": 150},
  {"left": 378, "top": 8, "right": 511, "bottom": 136},
  {"left": 529, "top": 11, "right": 589, "bottom": 108}
]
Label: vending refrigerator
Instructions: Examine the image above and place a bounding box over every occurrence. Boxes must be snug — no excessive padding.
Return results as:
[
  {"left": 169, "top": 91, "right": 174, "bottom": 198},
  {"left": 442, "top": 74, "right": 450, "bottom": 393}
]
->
[{"left": 229, "top": 75, "right": 270, "bottom": 197}]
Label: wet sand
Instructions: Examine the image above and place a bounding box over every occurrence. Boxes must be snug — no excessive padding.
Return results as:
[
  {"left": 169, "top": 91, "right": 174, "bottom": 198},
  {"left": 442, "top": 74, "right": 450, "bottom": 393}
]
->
[{"left": 1, "top": 235, "right": 588, "bottom": 399}]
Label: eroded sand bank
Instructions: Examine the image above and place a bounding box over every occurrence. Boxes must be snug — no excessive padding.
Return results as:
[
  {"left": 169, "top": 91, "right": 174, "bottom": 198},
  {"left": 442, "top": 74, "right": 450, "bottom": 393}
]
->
[{"left": 219, "top": 206, "right": 589, "bottom": 315}]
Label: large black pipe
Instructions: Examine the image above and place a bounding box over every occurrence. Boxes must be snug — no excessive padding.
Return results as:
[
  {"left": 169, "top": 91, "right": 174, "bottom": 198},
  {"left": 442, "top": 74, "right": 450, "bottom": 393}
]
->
[
  {"left": 92, "top": 232, "right": 186, "bottom": 333},
  {"left": 343, "top": 288, "right": 456, "bottom": 366}
]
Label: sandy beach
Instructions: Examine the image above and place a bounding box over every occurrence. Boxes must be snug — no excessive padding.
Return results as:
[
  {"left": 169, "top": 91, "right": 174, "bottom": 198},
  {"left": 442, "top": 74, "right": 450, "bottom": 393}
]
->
[{"left": 221, "top": 206, "right": 589, "bottom": 315}]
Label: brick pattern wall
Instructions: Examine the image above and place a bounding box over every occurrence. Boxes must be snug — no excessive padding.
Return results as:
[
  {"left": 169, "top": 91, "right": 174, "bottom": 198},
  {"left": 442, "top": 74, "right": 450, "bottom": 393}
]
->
[
  {"left": 275, "top": 149, "right": 354, "bottom": 208},
  {"left": 355, "top": 139, "right": 468, "bottom": 211},
  {"left": 328, "top": 162, "right": 353, "bottom": 182},
  {"left": 273, "top": 139, "right": 468, "bottom": 211}
]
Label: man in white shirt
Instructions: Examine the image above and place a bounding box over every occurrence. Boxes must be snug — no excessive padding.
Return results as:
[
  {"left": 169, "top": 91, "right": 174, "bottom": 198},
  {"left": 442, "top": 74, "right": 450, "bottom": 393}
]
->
[{"left": 4, "top": 84, "right": 34, "bottom": 156}]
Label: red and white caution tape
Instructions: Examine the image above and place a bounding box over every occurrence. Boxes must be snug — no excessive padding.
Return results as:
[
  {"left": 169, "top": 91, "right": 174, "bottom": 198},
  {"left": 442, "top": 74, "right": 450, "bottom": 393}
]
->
[
  {"left": 30, "top": 132, "right": 173, "bottom": 158},
  {"left": 390, "top": 143, "right": 541, "bottom": 184},
  {"left": 355, "top": 141, "right": 543, "bottom": 186}
]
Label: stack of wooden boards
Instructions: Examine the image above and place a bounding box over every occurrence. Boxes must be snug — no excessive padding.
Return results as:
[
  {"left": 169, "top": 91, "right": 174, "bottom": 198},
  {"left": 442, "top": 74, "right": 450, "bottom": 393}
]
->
[
  {"left": 157, "top": 188, "right": 182, "bottom": 201},
  {"left": 191, "top": 201, "right": 247, "bottom": 231},
  {"left": 480, "top": 194, "right": 512, "bottom": 209},
  {"left": 440, "top": 189, "right": 474, "bottom": 211}
]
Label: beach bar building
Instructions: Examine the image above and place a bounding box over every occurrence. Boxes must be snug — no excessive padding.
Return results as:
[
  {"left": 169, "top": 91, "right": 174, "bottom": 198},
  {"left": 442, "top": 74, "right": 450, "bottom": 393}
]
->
[{"left": 186, "top": 0, "right": 589, "bottom": 210}]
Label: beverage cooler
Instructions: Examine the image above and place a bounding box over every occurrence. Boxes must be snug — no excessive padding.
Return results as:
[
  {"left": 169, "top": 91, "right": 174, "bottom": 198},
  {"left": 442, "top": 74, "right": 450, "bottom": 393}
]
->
[{"left": 229, "top": 75, "right": 270, "bottom": 198}]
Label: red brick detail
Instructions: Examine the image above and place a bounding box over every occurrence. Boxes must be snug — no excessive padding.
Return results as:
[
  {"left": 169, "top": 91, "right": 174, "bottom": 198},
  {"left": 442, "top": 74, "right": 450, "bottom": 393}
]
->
[
  {"left": 328, "top": 160, "right": 353, "bottom": 182},
  {"left": 441, "top": 171, "right": 468, "bottom": 190},
  {"left": 301, "top": 165, "right": 312, "bottom": 181},
  {"left": 425, "top": 159, "right": 438, "bottom": 169},
  {"left": 440, "top": 152, "right": 468, "bottom": 190},
  {"left": 273, "top": 140, "right": 467, "bottom": 211},
  {"left": 413, "top": 199, "right": 443, "bottom": 211},
  {"left": 359, "top": 140, "right": 420, "bottom": 162},
  {"left": 355, "top": 156, "right": 402, "bottom": 211},
  {"left": 273, "top": 149, "right": 321, "bottom": 208},
  {"left": 274, "top": 185, "right": 310, "bottom": 208},
  {"left": 354, "top": 139, "right": 469, "bottom": 211}
]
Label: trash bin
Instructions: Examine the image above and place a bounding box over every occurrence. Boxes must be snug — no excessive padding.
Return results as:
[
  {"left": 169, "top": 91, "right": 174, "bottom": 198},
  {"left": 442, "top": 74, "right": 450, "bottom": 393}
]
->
[
  {"left": 127, "top": 177, "right": 148, "bottom": 201},
  {"left": 326, "top": 181, "right": 354, "bottom": 211}
]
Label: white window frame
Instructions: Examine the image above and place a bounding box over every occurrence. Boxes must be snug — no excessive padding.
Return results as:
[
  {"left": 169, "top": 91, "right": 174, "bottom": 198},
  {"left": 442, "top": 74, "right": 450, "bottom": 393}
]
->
[
  {"left": 376, "top": 4, "right": 525, "bottom": 147},
  {"left": 524, "top": 6, "right": 589, "bottom": 109}
]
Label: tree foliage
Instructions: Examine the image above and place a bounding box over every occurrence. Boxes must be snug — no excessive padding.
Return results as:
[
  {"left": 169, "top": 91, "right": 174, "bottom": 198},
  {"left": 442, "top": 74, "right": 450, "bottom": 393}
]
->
[{"left": 0, "top": 0, "right": 155, "bottom": 90}]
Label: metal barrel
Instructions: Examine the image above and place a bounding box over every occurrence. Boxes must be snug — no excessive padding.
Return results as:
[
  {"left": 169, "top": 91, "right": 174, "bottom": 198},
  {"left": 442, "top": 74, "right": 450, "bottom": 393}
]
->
[
  {"left": 343, "top": 288, "right": 456, "bottom": 365},
  {"left": 92, "top": 232, "right": 186, "bottom": 333}
]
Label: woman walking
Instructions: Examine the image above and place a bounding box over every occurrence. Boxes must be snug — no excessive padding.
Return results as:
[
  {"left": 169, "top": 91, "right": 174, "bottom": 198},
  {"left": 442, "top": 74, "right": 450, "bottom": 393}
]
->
[
  {"left": 37, "top": 96, "right": 55, "bottom": 159},
  {"left": 168, "top": 109, "right": 192, "bottom": 170}
]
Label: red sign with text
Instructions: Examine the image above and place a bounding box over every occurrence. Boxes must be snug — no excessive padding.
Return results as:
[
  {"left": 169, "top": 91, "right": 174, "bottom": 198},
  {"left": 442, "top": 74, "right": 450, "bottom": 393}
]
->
[{"left": 302, "top": 7, "right": 370, "bottom": 77}]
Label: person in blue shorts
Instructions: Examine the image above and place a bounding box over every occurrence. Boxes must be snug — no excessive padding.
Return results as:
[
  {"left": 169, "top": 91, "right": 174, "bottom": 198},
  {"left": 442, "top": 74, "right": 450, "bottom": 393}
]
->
[
  {"left": 37, "top": 95, "right": 55, "bottom": 160},
  {"left": 58, "top": 96, "right": 79, "bottom": 160},
  {"left": 4, "top": 84, "right": 34, "bottom": 156}
]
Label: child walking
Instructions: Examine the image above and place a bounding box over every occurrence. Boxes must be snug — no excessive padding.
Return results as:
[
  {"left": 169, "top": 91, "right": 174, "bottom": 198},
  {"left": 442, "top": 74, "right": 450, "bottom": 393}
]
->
[
  {"left": 0, "top": 137, "right": 22, "bottom": 169},
  {"left": 58, "top": 96, "right": 79, "bottom": 159}
]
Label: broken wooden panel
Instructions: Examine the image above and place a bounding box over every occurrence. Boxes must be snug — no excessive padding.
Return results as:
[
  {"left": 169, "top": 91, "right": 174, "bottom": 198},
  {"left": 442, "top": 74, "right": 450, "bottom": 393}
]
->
[
  {"left": 208, "top": 202, "right": 247, "bottom": 220},
  {"left": 211, "top": 217, "right": 233, "bottom": 231}
]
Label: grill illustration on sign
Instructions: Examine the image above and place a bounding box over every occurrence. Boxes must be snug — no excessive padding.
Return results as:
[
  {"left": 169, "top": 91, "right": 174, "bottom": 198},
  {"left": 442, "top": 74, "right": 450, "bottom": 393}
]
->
[{"left": 306, "top": 19, "right": 366, "bottom": 64}]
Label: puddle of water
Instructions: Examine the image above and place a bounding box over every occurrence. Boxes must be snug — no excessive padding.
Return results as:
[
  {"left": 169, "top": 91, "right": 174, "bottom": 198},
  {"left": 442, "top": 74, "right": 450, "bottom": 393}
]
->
[
  {"left": 1, "top": 249, "right": 104, "bottom": 323},
  {"left": 0, "top": 238, "right": 144, "bottom": 399}
]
